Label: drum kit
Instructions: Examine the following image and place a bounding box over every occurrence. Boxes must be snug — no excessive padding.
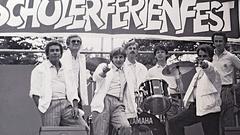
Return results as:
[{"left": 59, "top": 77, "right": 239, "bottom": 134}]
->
[
  {"left": 86, "top": 58, "right": 196, "bottom": 135},
  {"left": 132, "top": 61, "right": 196, "bottom": 135}
]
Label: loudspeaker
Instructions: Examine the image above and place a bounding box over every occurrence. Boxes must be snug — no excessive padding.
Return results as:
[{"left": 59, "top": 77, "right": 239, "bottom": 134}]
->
[{"left": 40, "top": 126, "right": 88, "bottom": 135}]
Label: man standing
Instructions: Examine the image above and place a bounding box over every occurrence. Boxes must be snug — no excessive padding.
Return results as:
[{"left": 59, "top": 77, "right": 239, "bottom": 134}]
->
[
  {"left": 91, "top": 47, "right": 132, "bottom": 135},
  {"left": 168, "top": 44, "right": 222, "bottom": 135},
  {"left": 212, "top": 32, "right": 240, "bottom": 128},
  {"left": 61, "top": 35, "right": 88, "bottom": 109},
  {"left": 123, "top": 39, "right": 148, "bottom": 118},
  {"left": 29, "top": 41, "right": 88, "bottom": 128},
  {"left": 147, "top": 44, "right": 177, "bottom": 95}
]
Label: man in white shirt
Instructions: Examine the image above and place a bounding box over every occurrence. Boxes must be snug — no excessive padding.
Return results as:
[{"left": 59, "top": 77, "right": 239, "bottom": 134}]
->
[
  {"left": 168, "top": 44, "right": 222, "bottom": 135},
  {"left": 147, "top": 44, "right": 177, "bottom": 95},
  {"left": 123, "top": 39, "right": 148, "bottom": 118},
  {"left": 212, "top": 32, "right": 240, "bottom": 128},
  {"left": 29, "top": 41, "right": 88, "bottom": 129},
  {"left": 91, "top": 47, "right": 132, "bottom": 135},
  {"left": 61, "top": 35, "right": 88, "bottom": 109}
]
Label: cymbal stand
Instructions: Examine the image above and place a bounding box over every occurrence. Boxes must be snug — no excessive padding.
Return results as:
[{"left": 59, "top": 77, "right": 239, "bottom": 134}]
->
[{"left": 176, "top": 65, "right": 185, "bottom": 111}]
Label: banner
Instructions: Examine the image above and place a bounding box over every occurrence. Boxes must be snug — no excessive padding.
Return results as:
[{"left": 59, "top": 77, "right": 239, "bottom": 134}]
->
[{"left": 0, "top": 0, "right": 239, "bottom": 38}]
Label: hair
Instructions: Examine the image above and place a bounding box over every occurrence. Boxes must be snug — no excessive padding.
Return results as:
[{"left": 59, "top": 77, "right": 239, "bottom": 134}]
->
[
  {"left": 123, "top": 39, "right": 139, "bottom": 50},
  {"left": 66, "top": 34, "right": 82, "bottom": 46},
  {"left": 196, "top": 44, "right": 214, "bottom": 62},
  {"left": 110, "top": 47, "right": 127, "bottom": 61},
  {"left": 211, "top": 31, "right": 227, "bottom": 43},
  {"left": 153, "top": 44, "right": 168, "bottom": 56},
  {"left": 45, "top": 41, "right": 63, "bottom": 59}
]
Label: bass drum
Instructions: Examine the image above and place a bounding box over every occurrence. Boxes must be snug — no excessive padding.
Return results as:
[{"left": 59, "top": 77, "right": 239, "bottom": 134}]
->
[
  {"left": 139, "top": 79, "right": 171, "bottom": 115},
  {"left": 129, "top": 112, "right": 166, "bottom": 135}
]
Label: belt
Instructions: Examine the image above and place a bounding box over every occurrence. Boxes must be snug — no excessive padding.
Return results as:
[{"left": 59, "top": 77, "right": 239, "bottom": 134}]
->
[
  {"left": 222, "top": 84, "right": 233, "bottom": 87},
  {"left": 52, "top": 97, "right": 67, "bottom": 101}
]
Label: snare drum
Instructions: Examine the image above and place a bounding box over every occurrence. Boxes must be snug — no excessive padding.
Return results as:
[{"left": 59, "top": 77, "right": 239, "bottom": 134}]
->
[{"left": 139, "top": 79, "right": 171, "bottom": 115}]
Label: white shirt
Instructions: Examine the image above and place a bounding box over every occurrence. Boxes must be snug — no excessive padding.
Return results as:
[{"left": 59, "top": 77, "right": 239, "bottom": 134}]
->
[
  {"left": 108, "top": 65, "right": 126, "bottom": 98},
  {"left": 29, "top": 60, "right": 79, "bottom": 113},
  {"left": 72, "top": 56, "right": 80, "bottom": 84},
  {"left": 51, "top": 66, "right": 66, "bottom": 100},
  {"left": 61, "top": 49, "right": 89, "bottom": 105},
  {"left": 147, "top": 64, "right": 177, "bottom": 94},
  {"left": 213, "top": 50, "right": 240, "bottom": 85}
]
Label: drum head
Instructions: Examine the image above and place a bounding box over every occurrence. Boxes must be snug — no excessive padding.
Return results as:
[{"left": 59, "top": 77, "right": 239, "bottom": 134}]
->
[{"left": 142, "top": 95, "right": 171, "bottom": 115}]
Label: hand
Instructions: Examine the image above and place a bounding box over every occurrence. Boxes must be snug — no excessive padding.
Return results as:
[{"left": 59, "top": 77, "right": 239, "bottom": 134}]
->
[
  {"left": 102, "top": 64, "right": 110, "bottom": 73},
  {"left": 71, "top": 107, "right": 80, "bottom": 119},
  {"left": 99, "top": 64, "right": 110, "bottom": 77},
  {"left": 199, "top": 60, "right": 208, "bottom": 69}
]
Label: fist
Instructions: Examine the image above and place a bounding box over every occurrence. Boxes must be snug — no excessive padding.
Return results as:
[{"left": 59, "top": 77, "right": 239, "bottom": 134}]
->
[
  {"left": 102, "top": 64, "right": 110, "bottom": 73},
  {"left": 199, "top": 60, "right": 208, "bottom": 69}
]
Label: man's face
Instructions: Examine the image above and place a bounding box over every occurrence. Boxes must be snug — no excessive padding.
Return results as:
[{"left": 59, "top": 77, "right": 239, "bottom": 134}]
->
[
  {"left": 48, "top": 45, "right": 62, "bottom": 63},
  {"left": 68, "top": 37, "right": 82, "bottom": 52},
  {"left": 213, "top": 35, "right": 225, "bottom": 52},
  {"left": 112, "top": 54, "right": 125, "bottom": 68},
  {"left": 155, "top": 49, "right": 167, "bottom": 62},
  {"left": 126, "top": 44, "right": 138, "bottom": 57},
  {"left": 197, "top": 50, "right": 210, "bottom": 62}
]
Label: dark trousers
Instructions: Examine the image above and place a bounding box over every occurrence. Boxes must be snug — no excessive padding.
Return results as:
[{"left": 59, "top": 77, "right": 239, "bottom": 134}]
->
[{"left": 168, "top": 103, "right": 220, "bottom": 135}]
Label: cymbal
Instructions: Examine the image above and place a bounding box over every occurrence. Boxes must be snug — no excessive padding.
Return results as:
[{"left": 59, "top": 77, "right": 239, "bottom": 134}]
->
[
  {"left": 86, "top": 57, "right": 109, "bottom": 72},
  {"left": 162, "top": 61, "right": 195, "bottom": 76}
]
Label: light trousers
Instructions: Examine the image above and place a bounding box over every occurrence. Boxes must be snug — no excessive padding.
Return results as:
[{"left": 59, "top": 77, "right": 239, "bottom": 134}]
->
[{"left": 92, "top": 95, "right": 132, "bottom": 135}]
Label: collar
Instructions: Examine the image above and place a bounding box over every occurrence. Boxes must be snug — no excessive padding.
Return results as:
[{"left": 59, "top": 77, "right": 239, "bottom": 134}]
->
[
  {"left": 214, "top": 49, "right": 228, "bottom": 57},
  {"left": 125, "top": 59, "right": 136, "bottom": 66},
  {"left": 47, "top": 60, "right": 62, "bottom": 68},
  {"left": 156, "top": 63, "right": 166, "bottom": 68},
  {"left": 111, "top": 62, "right": 124, "bottom": 71}
]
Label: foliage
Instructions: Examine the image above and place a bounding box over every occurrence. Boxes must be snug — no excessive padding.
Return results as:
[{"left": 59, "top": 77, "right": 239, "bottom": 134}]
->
[
  {"left": 0, "top": 36, "right": 93, "bottom": 65},
  {"left": 135, "top": 39, "right": 198, "bottom": 68}
]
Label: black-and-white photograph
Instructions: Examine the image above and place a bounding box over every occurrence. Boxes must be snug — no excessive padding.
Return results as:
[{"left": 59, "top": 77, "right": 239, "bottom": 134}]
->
[{"left": 0, "top": 0, "right": 240, "bottom": 135}]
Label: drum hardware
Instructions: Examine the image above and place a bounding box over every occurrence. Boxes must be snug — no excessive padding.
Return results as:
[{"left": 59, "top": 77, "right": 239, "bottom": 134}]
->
[
  {"left": 162, "top": 61, "right": 195, "bottom": 111},
  {"left": 162, "top": 61, "right": 195, "bottom": 77}
]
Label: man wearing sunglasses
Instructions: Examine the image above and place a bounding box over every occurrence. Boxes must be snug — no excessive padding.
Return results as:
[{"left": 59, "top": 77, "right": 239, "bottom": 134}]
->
[{"left": 61, "top": 35, "right": 88, "bottom": 113}]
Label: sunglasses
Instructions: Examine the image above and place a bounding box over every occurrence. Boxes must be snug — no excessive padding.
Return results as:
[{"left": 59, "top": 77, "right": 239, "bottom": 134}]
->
[{"left": 71, "top": 40, "right": 81, "bottom": 44}]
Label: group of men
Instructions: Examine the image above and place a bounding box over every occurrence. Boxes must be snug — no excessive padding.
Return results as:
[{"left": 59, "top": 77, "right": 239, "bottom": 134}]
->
[{"left": 29, "top": 32, "right": 240, "bottom": 135}]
